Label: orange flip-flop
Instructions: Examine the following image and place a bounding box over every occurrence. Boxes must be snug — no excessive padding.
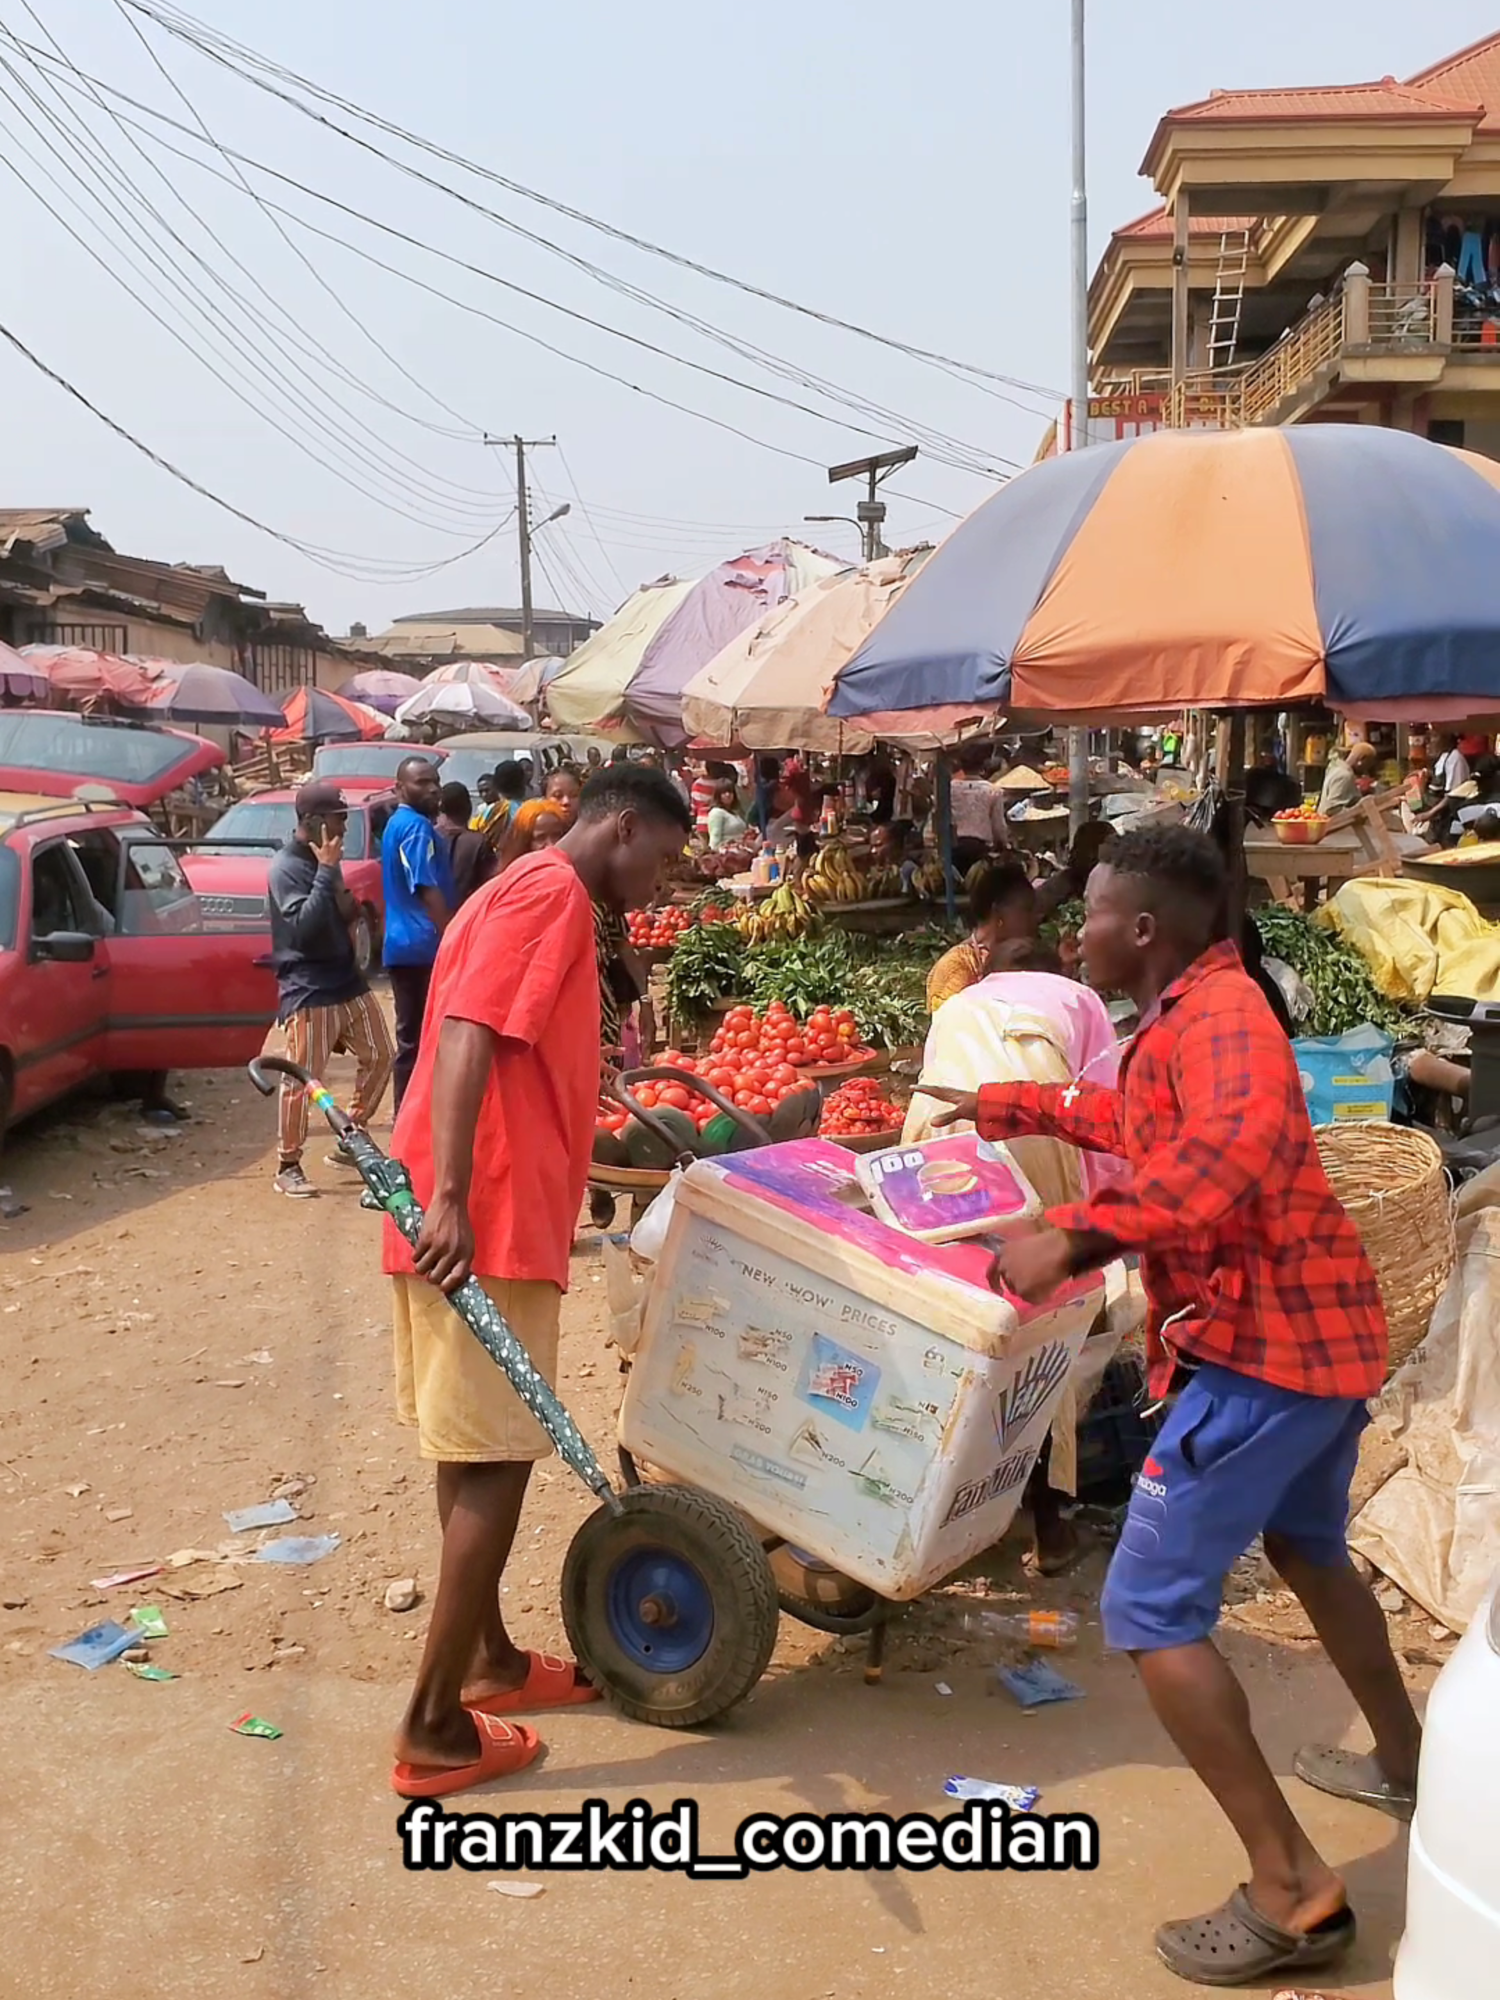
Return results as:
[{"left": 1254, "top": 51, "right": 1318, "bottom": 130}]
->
[
  {"left": 391, "top": 1715, "right": 541, "bottom": 1799},
  {"left": 465, "top": 1650, "right": 602, "bottom": 1717}
]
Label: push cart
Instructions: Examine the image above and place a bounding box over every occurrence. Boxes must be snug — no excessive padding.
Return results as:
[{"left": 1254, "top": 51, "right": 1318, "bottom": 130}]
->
[{"left": 251, "top": 1056, "right": 1105, "bottom": 1730}]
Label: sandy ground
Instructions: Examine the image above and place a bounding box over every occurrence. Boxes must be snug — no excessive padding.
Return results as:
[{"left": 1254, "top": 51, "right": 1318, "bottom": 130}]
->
[{"left": 0, "top": 1047, "right": 1440, "bottom": 2000}]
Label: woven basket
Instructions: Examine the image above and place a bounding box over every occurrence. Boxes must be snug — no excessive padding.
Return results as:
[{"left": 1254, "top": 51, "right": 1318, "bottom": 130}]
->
[{"left": 1314, "top": 1122, "right": 1455, "bottom": 1373}]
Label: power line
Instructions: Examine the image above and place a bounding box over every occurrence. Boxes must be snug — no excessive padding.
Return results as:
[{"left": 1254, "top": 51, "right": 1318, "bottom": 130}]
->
[
  {"left": 14, "top": 36, "right": 1009, "bottom": 502},
  {"left": 0, "top": 44, "right": 509, "bottom": 535},
  {"left": 0, "top": 312, "right": 516, "bottom": 582},
  {"left": 101, "top": 7, "right": 1036, "bottom": 467},
  {"left": 124, "top": 0, "right": 1064, "bottom": 409}
]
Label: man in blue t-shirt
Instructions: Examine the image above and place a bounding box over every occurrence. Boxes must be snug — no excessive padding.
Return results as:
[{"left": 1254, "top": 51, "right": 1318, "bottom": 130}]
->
[{"left": 381, "top": 756, "right": 454, "bottom": 1107}]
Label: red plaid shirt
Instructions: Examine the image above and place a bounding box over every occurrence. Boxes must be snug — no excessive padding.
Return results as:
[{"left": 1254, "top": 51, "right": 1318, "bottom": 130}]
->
[{"left": 978, "top": 941, "right": 1387, "bottom": 1401}]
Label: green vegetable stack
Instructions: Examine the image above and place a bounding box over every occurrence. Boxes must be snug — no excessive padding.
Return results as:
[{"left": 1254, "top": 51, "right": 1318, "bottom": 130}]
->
[{"left": 1252, "top": 906, "right": 1407, "bottom": 1038}]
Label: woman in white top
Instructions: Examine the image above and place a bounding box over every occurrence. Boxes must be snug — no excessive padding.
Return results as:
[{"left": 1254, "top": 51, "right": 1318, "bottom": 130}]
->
[{"left": 706, "top": 780, "right": 748, "bottom": 851}]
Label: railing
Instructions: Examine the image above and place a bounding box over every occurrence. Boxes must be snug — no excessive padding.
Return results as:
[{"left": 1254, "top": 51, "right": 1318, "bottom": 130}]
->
[
  {"left": 1236, "top": 292, "right": 1347, "bottom": 425},
  {"left": 1366, "top": 280, "right": 1438, "bottom": 346}
]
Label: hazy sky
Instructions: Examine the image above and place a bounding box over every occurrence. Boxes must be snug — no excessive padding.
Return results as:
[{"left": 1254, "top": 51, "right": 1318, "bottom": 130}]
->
[{"left": 1, "top": 0, "right": 1493, "bottom": 635}]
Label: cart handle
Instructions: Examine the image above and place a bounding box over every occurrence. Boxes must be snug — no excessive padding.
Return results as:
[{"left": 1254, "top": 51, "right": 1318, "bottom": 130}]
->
[
  {"left": 609, "top": 1065, "right": 774, "bottom": 1156},
  {"left": 247, "top": 1054, "right": 357, "bottom": 1140}
]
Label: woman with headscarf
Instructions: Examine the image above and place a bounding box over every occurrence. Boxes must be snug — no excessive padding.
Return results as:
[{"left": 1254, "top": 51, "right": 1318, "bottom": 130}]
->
[{"left": 496, "top": 799, "right": 567, "bottom": 871}]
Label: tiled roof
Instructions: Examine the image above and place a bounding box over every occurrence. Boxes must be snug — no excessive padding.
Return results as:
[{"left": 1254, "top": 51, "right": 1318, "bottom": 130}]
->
[
  {"left": 1409, "top": 32, "right": 1500, "bottom": 132},
  {"left": 1166, "top": 77, "right": 1478, "bottom": 124},
  {"left": 1114, "top": 205, "right": 1257, "bottom": 241}
]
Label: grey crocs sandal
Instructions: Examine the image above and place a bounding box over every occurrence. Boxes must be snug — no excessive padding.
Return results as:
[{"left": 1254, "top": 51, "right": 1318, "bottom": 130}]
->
[
  {"left": 1155, "top": 1885, "right": 1355, "bottom": 1988},
  {"left": 1293, "top": 1744, "right": 1416, "bottom": 1822}
]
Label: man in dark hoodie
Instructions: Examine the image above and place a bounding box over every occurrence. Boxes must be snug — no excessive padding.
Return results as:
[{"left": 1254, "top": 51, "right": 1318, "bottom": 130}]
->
[{"left": 267, "top": 779, "right": 395, "bottom": 1197}]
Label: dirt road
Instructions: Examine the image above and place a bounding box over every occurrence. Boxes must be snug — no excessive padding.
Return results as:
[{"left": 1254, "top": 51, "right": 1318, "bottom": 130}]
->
[{"left": 0, "top": 1056, "right": 1424, "bottom": 1998}]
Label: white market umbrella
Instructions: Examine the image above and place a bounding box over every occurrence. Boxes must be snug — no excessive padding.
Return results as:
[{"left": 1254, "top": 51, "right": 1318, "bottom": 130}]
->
[{"left": 394, "top": 679, "right": 531, "bottom": 731}]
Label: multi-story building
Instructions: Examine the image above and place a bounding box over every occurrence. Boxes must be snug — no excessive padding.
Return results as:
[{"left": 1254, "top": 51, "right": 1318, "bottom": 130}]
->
[{"left": 1085, "top": 33, "right": 1500, "bottom": 454}]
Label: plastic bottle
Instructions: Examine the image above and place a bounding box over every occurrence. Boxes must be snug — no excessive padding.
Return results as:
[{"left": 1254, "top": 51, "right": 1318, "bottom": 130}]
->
[{"left": 963, "top": 1608, "right": 1079, "bottom": 1651}]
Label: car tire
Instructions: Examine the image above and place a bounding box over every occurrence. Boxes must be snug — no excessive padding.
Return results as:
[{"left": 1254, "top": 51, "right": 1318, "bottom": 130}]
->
[
  {"left": 351, "top": 906, "right": 378, "bottom": 976},
  {"left": 0, "top": 1058, "right": 11, "bottom": 1158}
]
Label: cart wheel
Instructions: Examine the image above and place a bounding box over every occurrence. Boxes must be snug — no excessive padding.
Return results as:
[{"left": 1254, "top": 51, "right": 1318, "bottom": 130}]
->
[
  {"left": 563, "top": 1484, "right": 779, "bottom": 1728},
  {"left": 767, "top": 1543, "right": 887, "bottom": 1635}
]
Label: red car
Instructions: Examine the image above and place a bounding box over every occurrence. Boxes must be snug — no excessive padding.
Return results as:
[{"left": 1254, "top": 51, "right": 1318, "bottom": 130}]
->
[
  {"left": 182, "top": 789, "right": 387, "bottom": 971},
  {"left": 0, "top": 791, "right": 276, "bottom": 1141},
  {"left": 0, "top": 708, "right": 222, "bottom": 810}
]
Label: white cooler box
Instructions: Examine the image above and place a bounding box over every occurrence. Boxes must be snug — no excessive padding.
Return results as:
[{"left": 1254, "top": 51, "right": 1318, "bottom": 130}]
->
[{"left": 618, "top": 1139, "right": 1104, "bottom": 1601}]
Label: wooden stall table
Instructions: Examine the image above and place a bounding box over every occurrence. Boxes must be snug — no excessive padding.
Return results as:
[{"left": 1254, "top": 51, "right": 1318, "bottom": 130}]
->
[{"left": 1245, "top": 788, "right": 1406, "bottom": 910}]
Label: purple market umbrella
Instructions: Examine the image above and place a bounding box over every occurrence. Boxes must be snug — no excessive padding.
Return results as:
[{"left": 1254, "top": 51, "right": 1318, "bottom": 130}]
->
[
  {"left": 0, "top": 641, "right": 48, "bottom": 702},
  {"left": 137, "top": 661, "right": 284, "bottom": 729},
  {"left": 623, "top": 540, "right": 844, "bottom": 747},
  {"left": 336, "top": 668, "right": 423, "bottom": 716}
]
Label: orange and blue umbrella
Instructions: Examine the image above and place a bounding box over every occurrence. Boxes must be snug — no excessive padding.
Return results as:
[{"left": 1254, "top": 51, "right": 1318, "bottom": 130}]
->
[{"left": 828, "top": 426, "right": 1500, "bottom": 732}]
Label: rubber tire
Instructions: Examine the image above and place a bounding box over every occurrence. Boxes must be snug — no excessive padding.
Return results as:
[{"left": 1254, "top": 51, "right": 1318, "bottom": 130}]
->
[
  {"left": 0, "top": 1057, "right": 11, "bottom": 1160},
  {"left": 766, "top": 1543, "right": 886, "bottom": 1634},
  {"left": 351, "top": 906, "right": 377, "bottom": 976},
  {"left": 562, "top": 1483, "right": 780, "bottom": 1728}
]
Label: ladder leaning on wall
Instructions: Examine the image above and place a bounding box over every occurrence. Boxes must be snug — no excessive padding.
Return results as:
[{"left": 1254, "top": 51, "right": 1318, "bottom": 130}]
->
[{"left": 1206, "top": 227, "right": 1251, "bottom": 371}]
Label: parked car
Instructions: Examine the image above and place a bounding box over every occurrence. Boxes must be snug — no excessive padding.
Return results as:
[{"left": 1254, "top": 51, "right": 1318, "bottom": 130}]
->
[
  {"left": 311, "top": 742, "right": 447, "bottom": 789},
  {"left": 1394, "top": 1565, "right": 1500, "bottom": 1996},
  {"left": 0, "top": 708, "right": 223, "bottom": 810},
  {"left": 432, "top": 731, "right": 611, "bottom": 799},
  {"left": 181, "top": 791, "right": 386, "bottom": 970},
  {"left": 0, "top": 792, "right": 276, "bottom": 1142}
]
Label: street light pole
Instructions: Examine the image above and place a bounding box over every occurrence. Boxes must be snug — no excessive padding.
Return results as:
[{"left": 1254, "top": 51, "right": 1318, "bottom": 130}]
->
[{"left": 1066, "top": 0, "right": 1091, "bottom": 837}]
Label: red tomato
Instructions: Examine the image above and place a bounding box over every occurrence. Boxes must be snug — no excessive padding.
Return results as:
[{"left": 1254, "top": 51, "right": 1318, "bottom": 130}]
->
[
  {"left": 772, "top": 1064, "right": 797, "bottom": 1086},
  {"left": 658, "top": 1084, "right": 692, "bottom": 1111},
  {"left": 635, "top": 1085, "right": 658, "bottom": 1109},
  {"left": 747, "top": 1094, "right": 772, "bottom": 1116}
]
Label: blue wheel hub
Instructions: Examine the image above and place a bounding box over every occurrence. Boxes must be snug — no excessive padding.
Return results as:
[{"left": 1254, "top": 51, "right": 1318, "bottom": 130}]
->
[{"left": 605, "top": 1545, "right": 715, "bottom": 1673}]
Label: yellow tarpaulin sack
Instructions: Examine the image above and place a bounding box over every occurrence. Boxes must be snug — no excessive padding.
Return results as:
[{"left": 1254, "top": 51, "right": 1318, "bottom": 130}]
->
[{"left": 1318, "top": 878, "right": 1500, "bottom": 1006}]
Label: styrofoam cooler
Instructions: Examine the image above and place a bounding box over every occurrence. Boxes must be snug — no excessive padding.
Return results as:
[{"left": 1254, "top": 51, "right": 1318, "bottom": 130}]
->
[{"left": 618, "top": 1139, "right": 1104, "bottom": 1601}]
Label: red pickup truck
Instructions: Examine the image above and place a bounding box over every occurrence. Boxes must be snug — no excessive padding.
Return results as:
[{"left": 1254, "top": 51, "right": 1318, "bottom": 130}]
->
[{"left": 0, "top": 792, "right": 276, "bottom": 1141}]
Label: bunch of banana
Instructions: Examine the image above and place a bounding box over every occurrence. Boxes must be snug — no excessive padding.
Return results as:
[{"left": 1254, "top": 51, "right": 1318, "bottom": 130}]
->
[
  {"left": 735, "top": 881, "right": 818, "bottom": 944},
  {"left": 864, "top": 865, "right": 905, "bottom": 899},
  {"left": 913, "top": 860, "right": 948, "bottom": 900},
  {"left": 803, "top": 840, "right": 863, "bottom": 905}
]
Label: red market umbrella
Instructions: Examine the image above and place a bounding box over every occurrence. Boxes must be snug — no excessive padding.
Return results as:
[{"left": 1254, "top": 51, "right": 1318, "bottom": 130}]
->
[
  {"left": 274, "top": 685, "right": 388, "bottom": 743},
  {"left": 21, "top": 645, "right": 168, "bottom": 708}
]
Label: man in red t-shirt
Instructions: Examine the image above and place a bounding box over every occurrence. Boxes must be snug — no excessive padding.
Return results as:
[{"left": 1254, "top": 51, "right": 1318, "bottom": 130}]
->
[{"left": 387, "top": 765, "right": 690, "bottom": 1799}]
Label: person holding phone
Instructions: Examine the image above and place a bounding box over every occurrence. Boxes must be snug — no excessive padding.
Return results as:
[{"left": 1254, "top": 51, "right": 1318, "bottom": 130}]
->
[{"left": 267, "top": 780, "right": 395, "bottom": 1198}]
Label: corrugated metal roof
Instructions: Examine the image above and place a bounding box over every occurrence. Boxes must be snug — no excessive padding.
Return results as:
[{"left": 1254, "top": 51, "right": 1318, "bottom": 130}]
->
[
  {"left": 1166, "top": 78, "right": 1478, "bottom": 124},
  {"left": 0, "top": 508, "right": 94, "bottom": 560},
  {"left": 1409, "top": 33, "right": 1500, "bottom": 133}
]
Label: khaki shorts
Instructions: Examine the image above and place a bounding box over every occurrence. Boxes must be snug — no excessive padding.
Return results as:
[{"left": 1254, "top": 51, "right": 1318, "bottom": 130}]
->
[{"left": 392, "top": 1274, "right": 561, "bottom": 1462}]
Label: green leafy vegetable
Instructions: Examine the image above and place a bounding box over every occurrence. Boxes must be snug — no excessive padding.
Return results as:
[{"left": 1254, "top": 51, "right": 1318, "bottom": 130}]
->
[
  {"left": 663, "top": 921, "right": 747, "bottom": 1021},
  {"left": 1252, "top": 906, "right": 1406, "bottom": 1038}
]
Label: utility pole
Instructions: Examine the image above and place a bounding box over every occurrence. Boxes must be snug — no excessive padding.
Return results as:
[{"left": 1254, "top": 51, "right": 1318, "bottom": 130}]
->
[
  {"left": 1066, "top": 0, "right": 1091, "bottom": 837},
  {"left": 826, "top": 445, "right": 918, "bottom": 562},
  {"left": 488, "top": 434, "right": 557, "bottom": 658}
]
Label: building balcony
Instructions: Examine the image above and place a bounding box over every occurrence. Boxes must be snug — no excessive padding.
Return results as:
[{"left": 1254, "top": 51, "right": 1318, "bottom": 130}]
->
[{"left": 1091, "top": 263, "right": 1500, "bottom": 434}]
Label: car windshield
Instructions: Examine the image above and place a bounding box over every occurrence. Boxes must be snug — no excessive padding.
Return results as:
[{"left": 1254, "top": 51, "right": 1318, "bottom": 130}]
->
[
  {"left": 440, "top": 746, "right": 543, "bottom": 795},
  {"left": 199, "top": 800, "right": 368, "bottom": 860},
  {"left": 314, "top": 744, "right": 441, "bottom": 781},
  {"left": 0, "top": 712, "right": 195, "bottom": 785}
]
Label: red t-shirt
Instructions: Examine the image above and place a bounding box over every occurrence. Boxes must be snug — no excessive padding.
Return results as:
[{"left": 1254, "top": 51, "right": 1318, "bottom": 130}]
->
[{"left": 382, "top": 849, "right": 600, "bottom": 1290}]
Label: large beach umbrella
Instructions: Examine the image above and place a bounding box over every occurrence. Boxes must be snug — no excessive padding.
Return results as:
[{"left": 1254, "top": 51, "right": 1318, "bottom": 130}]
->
[
  {"left": 394, "top": 678, "right": 530, "bottom": 732},
  {"left": 505, "top": 655, "right": 566, "bottom": 709},
  {"left": 136, "top": 660, "right": 284, "bottom": 728},
  {"left": 546, "top": 576, "right": 694, "bottom": 737},
  {"left": 335, "top": 668, "right": 422, "bottom": 715},
  {"left": 829, "top": 427, "right": 1500, "bottom": 735},
  {"left": 549, "top": 542, "right": 844, "bottom": 746},
  {"left": 681, "top": 550, "right": 934, "bottom": 751},
  {"left": 274, "top": 685, "right": 388, "bottom": 743},
  {"left": 423, "top": 658, "right": 525, "bottom": 698}
]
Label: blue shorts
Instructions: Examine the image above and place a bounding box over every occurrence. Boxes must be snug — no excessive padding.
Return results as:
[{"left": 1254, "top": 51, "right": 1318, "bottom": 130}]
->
[{"left": 1101, "top": 1364, "right": 1368, "bottom": 1654}]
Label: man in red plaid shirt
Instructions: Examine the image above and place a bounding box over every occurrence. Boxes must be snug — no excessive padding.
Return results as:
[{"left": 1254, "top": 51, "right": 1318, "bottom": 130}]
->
[{"left": 929, "top": 825, "right": 1420, "bottom": 1989}]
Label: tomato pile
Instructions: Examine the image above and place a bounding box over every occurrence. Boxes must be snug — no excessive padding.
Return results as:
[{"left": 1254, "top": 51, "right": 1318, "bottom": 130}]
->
[
  {"left": 625, "top": 904, "right": 693, "bottom": 951},
  {"left": 708, "top": 1002, "right": 872, "bottom": 1077},
  {"left": 1273, "top": 804, "right": 1326, "bottom": 823},
  {"left": 818, "top": 1075, "right": 902, "bottom": 1139}
]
